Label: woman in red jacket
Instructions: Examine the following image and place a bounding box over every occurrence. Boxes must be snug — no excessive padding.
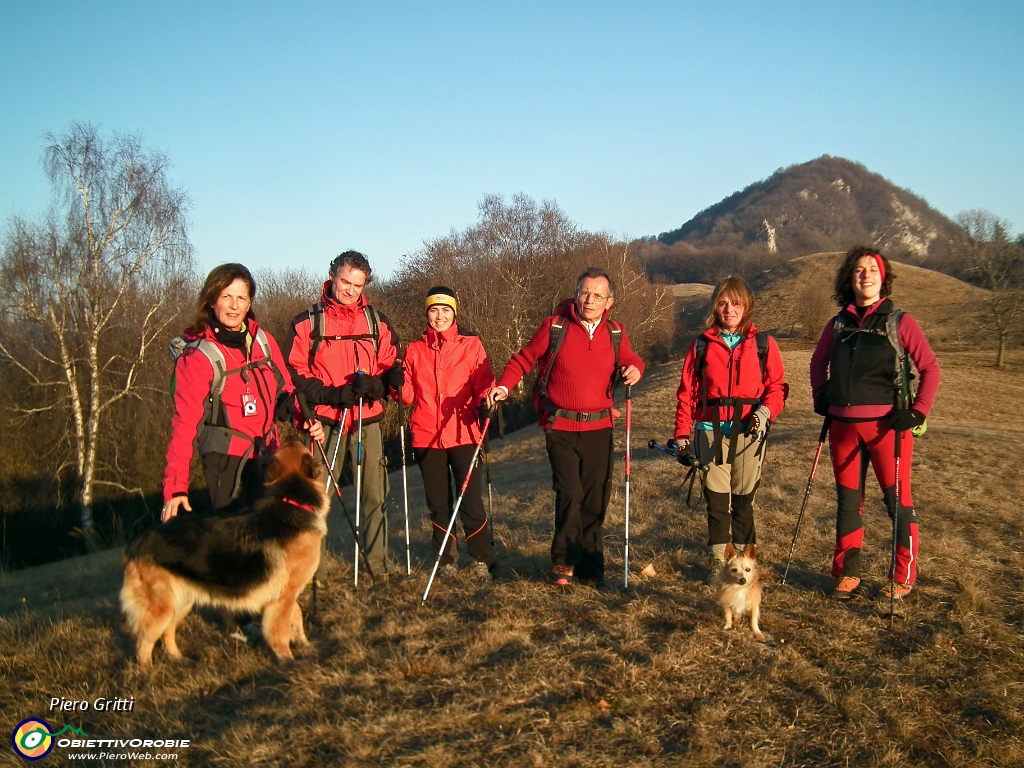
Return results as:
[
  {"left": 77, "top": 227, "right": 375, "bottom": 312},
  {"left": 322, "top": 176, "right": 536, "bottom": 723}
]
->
[
  {"left": 400, "top": 286, "right": 496, "bottom": 581},
  {"left": 810, "top": 247, "right": 940, "bottom": 601},
  {"left": 162, "top": 263, "right": 321, "bottom": 522},
  {"left": 672, "top": 276, "right": 787, "bottom": 578}
]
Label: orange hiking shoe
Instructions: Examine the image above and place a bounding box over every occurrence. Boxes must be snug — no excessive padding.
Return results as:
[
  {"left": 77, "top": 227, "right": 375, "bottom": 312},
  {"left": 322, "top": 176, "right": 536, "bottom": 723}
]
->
[
  {"left": 552, "top": 564, "right": 574, "bottom": 587},
  {"left": 830, "top": 576, "right": 861, "bottom": 599},
  {"left": 878, "top": 581, "right": 913, "bottom": 601}
]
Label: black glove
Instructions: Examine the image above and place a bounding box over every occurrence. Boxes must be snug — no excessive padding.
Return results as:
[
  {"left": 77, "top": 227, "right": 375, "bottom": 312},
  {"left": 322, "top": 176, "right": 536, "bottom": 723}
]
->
[
  {"left": 813, "top": 386, "right": 830, "bottom": 417},
  {"left": 274, "top": 392, "right": 295, "bottom": 422},
  {"left": 386, "top": 364, "right": 405, "bottom": 389},
  {"left": 478, "top": 401, "right": 494, "bottom": 430},
  {"left": 324, "top": 384, "right": 359, "bottom": 408},
  {"left": 352, "top": 373, "right": 386, "bottom": 400},
  {"left": 669, "top": 438, "right": 697, "bottom": 467},
  {"left": 889, "top": 408, "right": 925, "bottom": 432}
]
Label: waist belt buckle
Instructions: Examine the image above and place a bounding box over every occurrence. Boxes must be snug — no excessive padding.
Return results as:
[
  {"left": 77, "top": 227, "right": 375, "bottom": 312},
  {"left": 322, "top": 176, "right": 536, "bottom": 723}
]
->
[{"left": 576, "top": 411, "right": 590, "bottom": 422}]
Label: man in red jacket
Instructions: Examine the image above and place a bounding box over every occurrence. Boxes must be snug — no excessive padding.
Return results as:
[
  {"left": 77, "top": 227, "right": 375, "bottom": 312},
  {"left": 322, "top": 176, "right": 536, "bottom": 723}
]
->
[
  {"left": 487, "top": 267, "right": 644, "bottom": 591},
  {"left": 286, "top": 251, "right": 401, "bottom": 583}
]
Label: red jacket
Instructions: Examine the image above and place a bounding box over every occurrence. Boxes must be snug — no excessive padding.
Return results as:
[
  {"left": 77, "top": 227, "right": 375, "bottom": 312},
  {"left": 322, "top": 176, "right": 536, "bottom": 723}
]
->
[
  {"left": 400, "top": 323, "right": 496, "bottom": 449},
  {"left": 674, "top": 324, "right": 787, "bottom": 440},
  {"left": 164, "top": 318, "right": 293, "bottom": 502},
  {"left": 497, "top": 300, "right": 645, "bottom": 432},
  {"left": 286, "top": 284, "right": 398, "bottom": 430}
]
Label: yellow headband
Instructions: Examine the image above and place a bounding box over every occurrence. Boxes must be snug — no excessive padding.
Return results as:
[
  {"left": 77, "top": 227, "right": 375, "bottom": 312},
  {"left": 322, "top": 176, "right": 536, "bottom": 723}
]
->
[{"left": 424, "top": 293, "right": 457, "bottom": 314}]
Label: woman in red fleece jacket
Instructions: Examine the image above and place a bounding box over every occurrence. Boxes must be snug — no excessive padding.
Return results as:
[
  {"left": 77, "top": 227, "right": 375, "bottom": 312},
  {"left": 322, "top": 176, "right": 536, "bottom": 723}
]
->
[
  {"left": 810, "top": 247, "right": 940, "bottom": 601},
  {"left": 673, "top": 276, "right": 787, "bottom": 578},
  {"left": 400, "top": 286, "right": 497, "bottom": 580},
  {"left": 162, "top": 264, "right": 321, "bottom": 522},
  {"left": 487, "top": 267, "right": 644, "bottom": 590}
]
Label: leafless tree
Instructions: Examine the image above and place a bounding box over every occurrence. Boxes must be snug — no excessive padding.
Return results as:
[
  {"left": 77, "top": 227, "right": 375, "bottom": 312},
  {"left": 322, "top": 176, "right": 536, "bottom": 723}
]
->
[
  {"left": 955, "top": 210, "right": 1024, "bottom": 367},
  {"left": 0, "top": 123, "right": 192, "bottom": 535}
]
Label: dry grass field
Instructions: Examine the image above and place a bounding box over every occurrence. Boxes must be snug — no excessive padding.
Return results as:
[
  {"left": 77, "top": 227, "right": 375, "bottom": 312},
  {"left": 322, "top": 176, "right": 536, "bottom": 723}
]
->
[
  {"left": 3, "top": 343, "right": 1024, "bottom": 767},
  {"left": 3, "top": 254, "right": 1023, "bottom": 766}
]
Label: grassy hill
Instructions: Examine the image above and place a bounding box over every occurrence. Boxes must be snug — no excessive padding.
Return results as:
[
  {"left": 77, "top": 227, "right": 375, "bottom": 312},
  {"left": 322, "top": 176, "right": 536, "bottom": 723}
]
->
[{"left": 3, "top": 337, "right": 1024, "bottom": 765}]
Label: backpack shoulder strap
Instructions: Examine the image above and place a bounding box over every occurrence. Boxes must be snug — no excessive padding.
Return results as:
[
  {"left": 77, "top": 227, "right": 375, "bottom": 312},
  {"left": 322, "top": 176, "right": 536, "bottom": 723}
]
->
[
  {"left": 364, "top": 305, "right": 381, "bottom": 353},
  {"left": 307, "top": 302, "right": 325, "bottom": 370},
  {"left": 886, "top": 308, "right": 908, "bottom": 406},
  {"left": 755, "top": 331, "right": 770, "bottom": 382},
  {"left": 194, "top": 339, "right": 229, "bottom": 426},
  {"left": 539, "top": 316, "right": 569, "bottom": 399},
  {"left": 253, "top": 328, "right": 285, "bottom": 392}
]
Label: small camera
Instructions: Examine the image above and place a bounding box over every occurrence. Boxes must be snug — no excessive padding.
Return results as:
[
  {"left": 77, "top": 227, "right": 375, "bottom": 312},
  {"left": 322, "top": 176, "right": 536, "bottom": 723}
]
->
[{"left": 243, "top": 400, "right": 257, "bottom": 416}]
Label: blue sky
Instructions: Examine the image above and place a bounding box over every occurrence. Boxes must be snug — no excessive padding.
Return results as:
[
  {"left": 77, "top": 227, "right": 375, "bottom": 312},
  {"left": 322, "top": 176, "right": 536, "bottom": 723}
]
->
[{"left": 2, "top": 1, "right": 1021, "bottom": 278}]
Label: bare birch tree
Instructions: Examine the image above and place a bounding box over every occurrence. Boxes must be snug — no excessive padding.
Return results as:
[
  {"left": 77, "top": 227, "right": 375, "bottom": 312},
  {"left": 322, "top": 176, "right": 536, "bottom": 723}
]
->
[
  {"left": 955, "top": 210, "right": 1024, "bottom": 367},
  {"left": 0, "top": 123, "right": 192, "bottom": 535}
]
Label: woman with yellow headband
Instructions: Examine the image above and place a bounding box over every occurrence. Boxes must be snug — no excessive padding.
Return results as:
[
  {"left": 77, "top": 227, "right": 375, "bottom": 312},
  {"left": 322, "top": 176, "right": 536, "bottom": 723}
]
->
[{"left": 399, "top": 286, "right": 497, "bottom": 581}]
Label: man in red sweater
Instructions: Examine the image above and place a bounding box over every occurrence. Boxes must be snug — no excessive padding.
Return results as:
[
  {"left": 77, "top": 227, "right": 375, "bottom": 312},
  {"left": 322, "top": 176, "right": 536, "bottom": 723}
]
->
[{"left": 487, "top": 267, "right": 644, "bottom": 590}]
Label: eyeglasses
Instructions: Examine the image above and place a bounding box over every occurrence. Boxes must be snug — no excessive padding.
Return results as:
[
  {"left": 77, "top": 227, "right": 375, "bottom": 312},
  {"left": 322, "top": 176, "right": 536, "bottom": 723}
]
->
[{"left": 576, "top": 290, "right": 609, "bottom": 303}]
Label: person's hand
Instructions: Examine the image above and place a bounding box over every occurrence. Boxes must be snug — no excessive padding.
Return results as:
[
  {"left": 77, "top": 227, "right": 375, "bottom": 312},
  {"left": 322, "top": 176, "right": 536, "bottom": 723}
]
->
[
  {"left": 889, "top": 408, "right": 925, "bottom": 432},
  {"left": 306, "top": 419, "right": 324, "bottom": 444},
  {"left": 161, "top": 495, "right": 191, "bottom": 523},
  {"left": 325, "top": 384, "right": 358, "bottom": 408},
  {"left": 386, "top": 364, "right": 405, "bottom": 389},
  {"left": 352, "top": 373, "right": 385, "bottom": 399},
  {"left": 486, "top": 385, "right": 508, "bottom": 408},
  {"left": 620, "top": 365, "right": 641, "bottom": 386},
  {"left": 744, "top": 405, "right": 771, "bottom": 442},
  {"left": 669, "top": 437, "right": 696, "bottom": 466},
  {"left": 274, "top": 393, "right": 295, "bottom": 422},
  {"left": 478, "top": 400, "right": 495, "bottom": 430},
  {"left": 813, "top": 386, "right": 830, "bottom": 417}
]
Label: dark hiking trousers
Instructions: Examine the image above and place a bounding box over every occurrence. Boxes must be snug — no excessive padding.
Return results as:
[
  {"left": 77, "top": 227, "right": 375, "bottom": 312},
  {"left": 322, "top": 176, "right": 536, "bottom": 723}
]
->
[
  {"left": 545, "top": 428, "right": 614, "bottom": 581},
  {"left": 415, "top": 445, "right": 495, "bottom": 567}
]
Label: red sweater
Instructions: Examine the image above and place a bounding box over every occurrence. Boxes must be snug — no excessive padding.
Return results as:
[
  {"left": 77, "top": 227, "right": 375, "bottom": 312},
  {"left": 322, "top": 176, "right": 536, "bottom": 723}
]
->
[
  {"left": 497, "top": 300, "right": 644, "bottom": 432},
  {"left": 809, "top": 300, "right": 940, "bottom": 419},
  {"left": 401, "top": 324, "right": 495, "bottom": 449}
]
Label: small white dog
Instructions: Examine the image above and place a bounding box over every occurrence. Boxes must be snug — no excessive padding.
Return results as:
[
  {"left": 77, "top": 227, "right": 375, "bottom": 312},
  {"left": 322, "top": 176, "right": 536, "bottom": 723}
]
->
[{"left": 716, "top": 543, "right": 763, "bottom": 640}]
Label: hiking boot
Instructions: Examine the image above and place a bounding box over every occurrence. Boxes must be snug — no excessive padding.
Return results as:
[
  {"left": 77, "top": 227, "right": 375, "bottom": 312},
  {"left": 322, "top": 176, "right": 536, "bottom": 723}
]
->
[
  {"left": 830, "top": 576, "right": 861, "bottom": 599},
  {"left": 707, "top": 557, "right": 725, "bottom": 584},
  {"left": 471, "top": 561, "right": 494, "bottom": 584},
  {"left": 878, "top": 581, "right": 913, "bottom": 601},
  {"left": 552, "top": 564, "right": 574, "bottom": 587},
  {"left": 437, "top": 563, "right": 459, "bottom": 579}
]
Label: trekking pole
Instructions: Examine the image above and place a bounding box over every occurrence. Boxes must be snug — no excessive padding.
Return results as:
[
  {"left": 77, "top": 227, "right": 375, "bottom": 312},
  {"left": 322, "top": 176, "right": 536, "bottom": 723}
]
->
[
  {"left": 422, "top": 405, "right": 494, "bottom": 605},
  {"left": 623, "top": 385, "right": 633, "bottom": 590},
  {"left": 395, "top": 353, "right": 412, "bottom": 576},
  {"left": 647, "top": 439, "right": 679, "bottom": 457},
  {"left": 890, "top": 426, "right": 903, "bottom": 628},
  {"left": 782, "top": 417, "right": 831, "bottom": 585},
  {"left": 483, "top": 425, "right": 495, "bottom": 547},
  {"left": 325, "top": 408, "right": 348, "bottom": 495},
  {"left": 297, "top": 395, "right": 374, "bottom": 585},
  {"left": 354, "top": 375, "right": 365, "bottom": 588}
]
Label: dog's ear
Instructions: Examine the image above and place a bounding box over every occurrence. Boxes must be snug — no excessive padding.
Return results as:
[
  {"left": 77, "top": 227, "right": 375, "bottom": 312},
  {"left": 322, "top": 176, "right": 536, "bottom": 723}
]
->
[
  {"left": 723, "top": 542, "right": 737, "bottom": 561},
  {"left": 743, "top": 543, "right": 757, "bottom": 561},
  {"left": 301, "top": 451, "right": 319, "bottom": 480}
]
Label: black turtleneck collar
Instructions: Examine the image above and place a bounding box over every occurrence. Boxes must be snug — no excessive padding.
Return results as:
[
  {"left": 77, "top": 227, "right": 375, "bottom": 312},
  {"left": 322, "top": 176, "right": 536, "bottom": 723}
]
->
[{"left": 209, "top": 318, "right": 249, "bottom": 351}]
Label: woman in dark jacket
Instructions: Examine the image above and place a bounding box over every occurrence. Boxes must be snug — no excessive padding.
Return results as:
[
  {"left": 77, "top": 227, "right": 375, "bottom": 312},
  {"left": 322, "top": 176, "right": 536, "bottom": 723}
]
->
[
  {"left": 672, "top": 276, "right": 787, "bottom": 578},
  {"left": 400, "top": 286, "right": 496, "bottom": 581},
  {"left": 810, "top": 247, "right": 940, "bottom": 601},
  {"left": 162, "top": 263, "right": 321, "bottom": 522}
]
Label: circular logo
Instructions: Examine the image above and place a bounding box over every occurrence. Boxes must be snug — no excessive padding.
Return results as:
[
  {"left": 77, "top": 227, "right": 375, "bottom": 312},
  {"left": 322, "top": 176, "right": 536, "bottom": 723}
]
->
[{"left": 11, "top": 718, "right": 54, "bottom": 761}]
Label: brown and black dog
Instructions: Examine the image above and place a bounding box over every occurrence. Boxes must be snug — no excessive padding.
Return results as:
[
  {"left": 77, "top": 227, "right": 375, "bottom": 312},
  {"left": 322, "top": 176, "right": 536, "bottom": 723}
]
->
[{"left": 121, "top": 440, "right": 328, "bottom": 668}]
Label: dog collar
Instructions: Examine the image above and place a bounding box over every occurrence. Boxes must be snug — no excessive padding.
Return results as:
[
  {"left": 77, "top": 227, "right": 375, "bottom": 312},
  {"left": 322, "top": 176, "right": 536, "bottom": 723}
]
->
[{"left": 280, "top": 497, "right": 315, "bottom": 512}]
